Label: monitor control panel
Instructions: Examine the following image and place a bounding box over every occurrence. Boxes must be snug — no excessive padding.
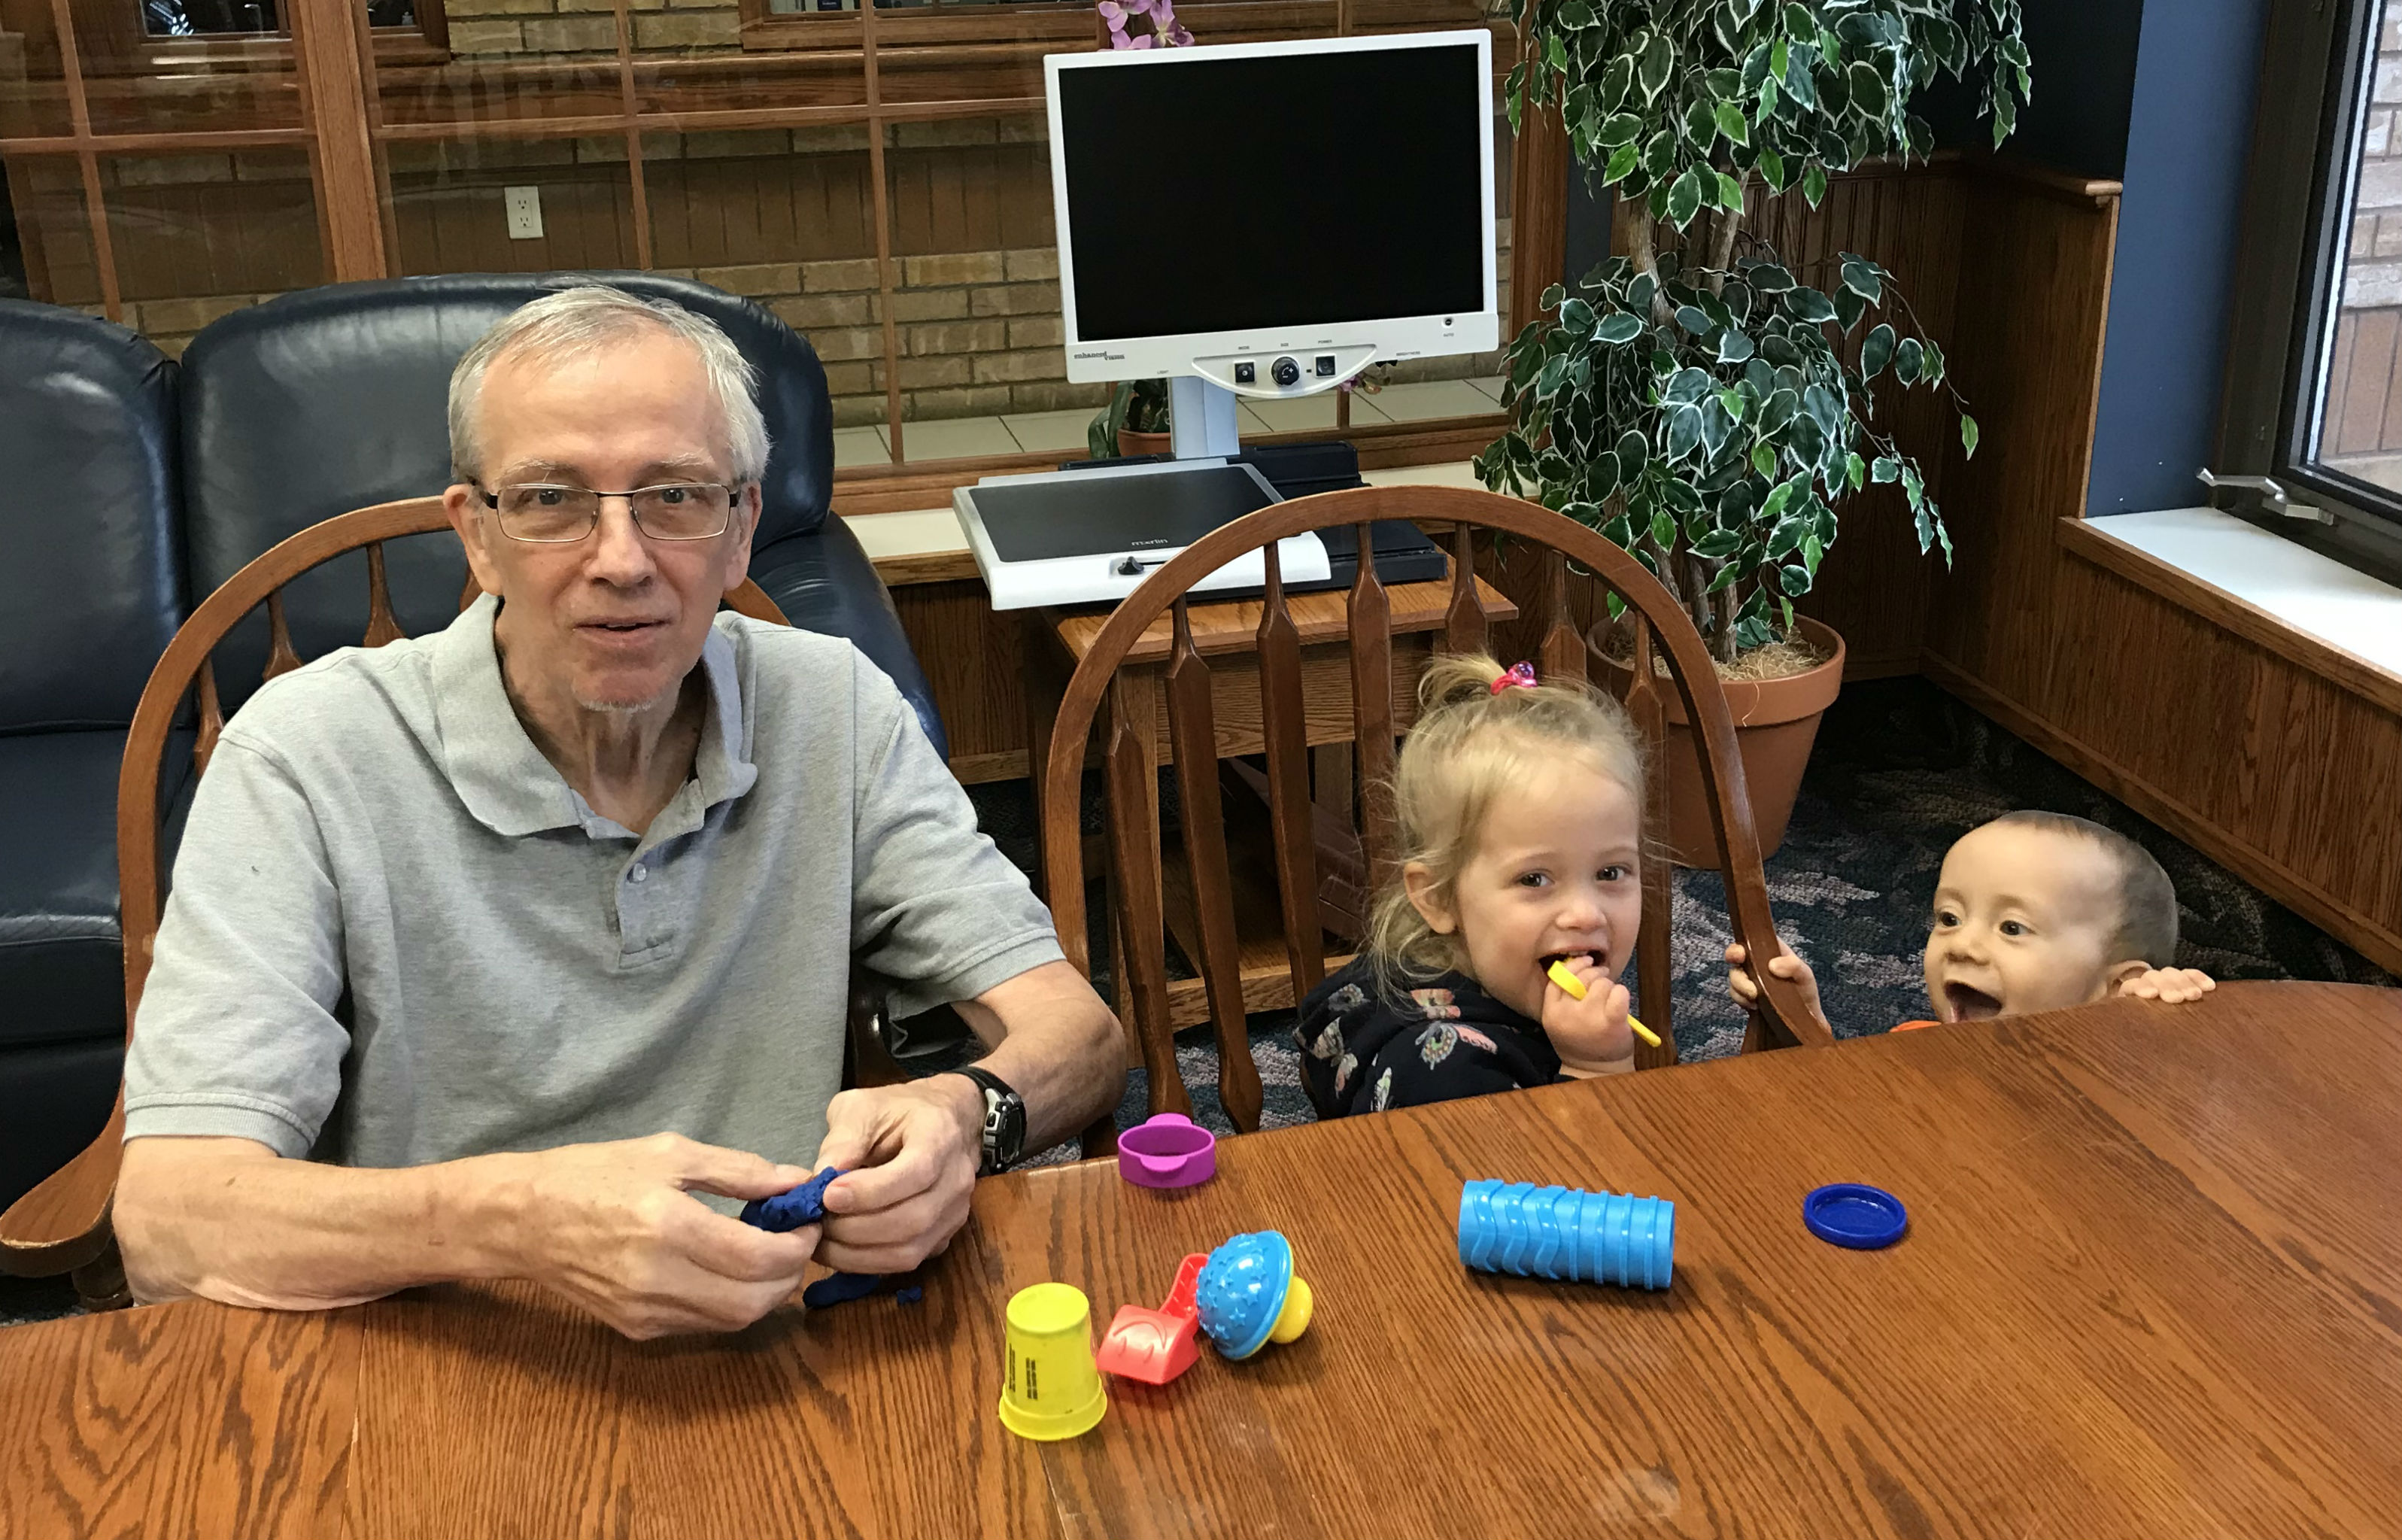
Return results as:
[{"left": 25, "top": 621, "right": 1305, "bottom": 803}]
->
[{"left": 1192, "top": 344, "right": 1377, "bottom": 398}]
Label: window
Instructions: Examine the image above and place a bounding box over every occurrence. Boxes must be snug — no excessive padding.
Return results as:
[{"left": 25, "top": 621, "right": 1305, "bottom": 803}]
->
[{"left": 2221, "top": 0, "right": 2402, "bottom": 581}]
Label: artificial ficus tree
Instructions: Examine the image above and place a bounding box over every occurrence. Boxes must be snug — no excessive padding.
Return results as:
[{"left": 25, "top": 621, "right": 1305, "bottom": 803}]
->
[{"left": 1474, "top": 0, "right": 2030, "bottom": 662}]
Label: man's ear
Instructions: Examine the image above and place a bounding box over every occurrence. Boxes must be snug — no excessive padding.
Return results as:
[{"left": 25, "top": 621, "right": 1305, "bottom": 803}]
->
[
  {"left": 722, "top": 482, "right": 760, "bottom": 597},
  {"left": 445, "top": 482, "right": 503, "bottom": 599},
  {"left": 1402, "top": 861, "right": 1457, "bottom": 936},
  {"left": 2102, "top": 957, "right": 2154, "bottom": 995}
]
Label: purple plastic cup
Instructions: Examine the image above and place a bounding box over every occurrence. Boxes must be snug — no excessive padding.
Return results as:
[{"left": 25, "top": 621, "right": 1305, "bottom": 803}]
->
[{"left": 1116, "top": 1113, "right": 1217, "bottom": 1189}]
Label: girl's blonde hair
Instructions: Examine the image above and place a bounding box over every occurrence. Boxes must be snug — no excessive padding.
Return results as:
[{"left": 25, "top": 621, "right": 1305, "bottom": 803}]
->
[{"left": 1364, "top": 653, "right": 1645, "bottom": 989}]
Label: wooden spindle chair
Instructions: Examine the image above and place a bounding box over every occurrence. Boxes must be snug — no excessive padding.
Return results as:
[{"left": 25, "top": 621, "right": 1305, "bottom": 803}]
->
[
  {"left": 0, "top": 496, "right": 901, "bottom": 1302},
  {"left": 1039, "top": 484, "right": 1832, "bottom": 1133}
]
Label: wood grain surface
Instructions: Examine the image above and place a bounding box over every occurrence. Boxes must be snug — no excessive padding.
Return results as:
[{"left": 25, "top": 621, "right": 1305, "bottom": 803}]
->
[{"left": 7, "top": 982, "right": 2397, "bottom": 1539}]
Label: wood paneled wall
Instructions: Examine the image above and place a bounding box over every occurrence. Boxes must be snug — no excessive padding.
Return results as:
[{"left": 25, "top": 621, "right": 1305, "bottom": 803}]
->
[{"left": 1925, "top": 169, "right": 2402, "bottom": 973}]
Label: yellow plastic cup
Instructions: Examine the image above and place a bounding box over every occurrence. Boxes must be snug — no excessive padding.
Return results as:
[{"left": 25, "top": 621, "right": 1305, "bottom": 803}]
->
[{"left": 997, "top": 1283, "right": 1108, "bottom": 1441}]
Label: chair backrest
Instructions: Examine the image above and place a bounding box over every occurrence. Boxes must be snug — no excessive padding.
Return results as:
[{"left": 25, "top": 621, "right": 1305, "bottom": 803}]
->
[
  {"left": 1038, "top": 484, "right": 1831, "bottom": 1131},
  {"left": 175, "top": 272, "right": 834, "bottom": 710},
  {"left": 0, "top": 301, "right": 184, "bottom": 734}
]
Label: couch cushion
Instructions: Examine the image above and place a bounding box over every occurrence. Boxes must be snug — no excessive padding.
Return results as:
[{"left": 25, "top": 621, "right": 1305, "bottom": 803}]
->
[
  {"left": 0, "top": 1037, "right": 124, "bottom": 1215},
  {"left": 178, "top": 273, "right": 836, "bottom": 708},
  {"left": 0, "top": 732, "right": 135, "bottom": 1049},
  {"left": 0, "top": 301, "right": 183, "bottom": 732},
  {"left": 749, "top": 518, "right": 947, "bottom": 760}
]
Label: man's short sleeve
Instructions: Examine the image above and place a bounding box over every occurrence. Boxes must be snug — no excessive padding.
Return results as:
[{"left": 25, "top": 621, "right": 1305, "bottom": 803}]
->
[
  {"left": 123, "top": 733, "right": 353, "bottom": 1156},
  {"left": 846, "top": 662, "right": 1064, "bottom": 1017}
]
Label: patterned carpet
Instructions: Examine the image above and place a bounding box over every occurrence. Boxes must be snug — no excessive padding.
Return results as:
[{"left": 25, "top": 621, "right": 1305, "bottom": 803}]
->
[{"left": 5, "top": 679, "right": 2385, "bottom": 1327}]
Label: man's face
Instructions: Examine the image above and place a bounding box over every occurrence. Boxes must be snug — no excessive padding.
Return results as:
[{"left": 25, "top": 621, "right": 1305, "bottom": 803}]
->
[
  {"left": 447, "top": 330, "right": 758, "bottom": 716},
  {"left": 1922, "top": 822, "right": 2130, "bottom": 1023}
]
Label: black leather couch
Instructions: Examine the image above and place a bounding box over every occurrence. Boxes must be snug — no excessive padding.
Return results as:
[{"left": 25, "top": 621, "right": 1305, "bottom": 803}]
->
[{"left": 0, "top": 278, "right": 940, "bottom": 1215}]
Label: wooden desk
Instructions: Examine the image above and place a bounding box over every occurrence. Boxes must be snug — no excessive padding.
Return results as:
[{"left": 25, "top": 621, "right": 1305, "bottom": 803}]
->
[
  {"left": 10, "top": 982, "right": 2401, "bottom": 1538},
  {"left": 1023, "top": 566, "right": 1517, "bottom": 1028}
]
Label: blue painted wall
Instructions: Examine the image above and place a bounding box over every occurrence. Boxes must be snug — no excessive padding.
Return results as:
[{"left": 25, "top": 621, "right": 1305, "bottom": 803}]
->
[{"left": 2087, "top": 0, "right": 2274, "bottom": 514}]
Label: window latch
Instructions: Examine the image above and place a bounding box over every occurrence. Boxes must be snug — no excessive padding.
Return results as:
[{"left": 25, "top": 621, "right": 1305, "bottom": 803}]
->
[{"left": 2196, "top": 469, "right": 2337, "bottom": 526}]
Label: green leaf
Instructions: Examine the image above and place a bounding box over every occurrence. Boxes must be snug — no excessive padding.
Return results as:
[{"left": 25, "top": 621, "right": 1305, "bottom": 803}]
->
[
  {"left": 1894, "top": 336, "right": 1924, "bottom": 385},
  {"left": 1902, "top": 463, "right": 1925, "bottom": 510},
  {"left": 1546, "top": 32, "right": 1568, "bottom": 74},
  {"left": 1666, "top": 407, "right": 1702, "bottom": 461},
  {"left": 1833, "top": 287, "right": 1866, "bottom": 332},
  {"left": 1801, "top": 531, "right": 1824, "bottom": 572},
  {"left": 1597, "top": 111, "right": 1645, "bottom": 149},
  {"left": 1870, "top": 455, "right": 1899, "bottom": 484},
  {"left": 1604, "top": 141, "right": 1641, "bottom": 184},
  {"left": 1639, "top": 32, "right": 1674, "bottom": 102},
  {"left": 1848, "top": 61, "right": 1889, "bottom": 120},
  {"left": 1860, "top": 323, "right": 1896, "bottom": 379},
  {"left": 1650, "top": 508, "right": 1679, "bottom": 549},
  {"left": 1556, "top": 0, "right": 1593, "bottom": 26},
  {"left": 1714, "top": 99, "right": 1751, "bottom": 148},
  {"left": 1717, "top": 328, "right": 1755, "bottom": 364},
  {"left": 1557, "top": 296, "right": 1595, "bottom": 334},
  {"left": 1598, "top": 55, "right": 1635, "bottom": 114},
  {"left": 1677, "top": 304, "right": 1712, "bottom": 336},
  {"left": 1751, "top": 442, "right": 1778, "bottom": 477},
  {"left": 1667, "top": 167, "right": 1705, "bottom": 229},
  {"left": 1786, "top": 287, "right": 1838, "bottom": 324},
  {"left": 1771, "top": 39, "right": 1789, "bottom": 79},
  {"left": 1748, "top": 262, "right": 1794, "bottom": 293},
  {"left": 1686, "top": 98, "right": 1720, "bottom": 147},
  {"left": 1692, "top": 529, "right": 1743, "bottom": 560},
  {"left": 1539, "top": 282, "right": 1565, "bottom": 312},
  {"left": 1644, "top": 129, "right": 1678, "bottom": 179},
  {"left": 1960, "top": 413, "right": 1980, "bottom": 460},
  {"left": 1803, "top": 164, "right": 1828, "bottom": 207},
  {"left": 1757, "top": 387, "right": 1798, "bottom": 434},
  {"left": 1781, "top": 563, "right": 1812, "bottom": 596},
  {"left": 1594, "top": 312, "right": 1644, "bottom": 345},
  {"left": 1717, "top": 386, "right": 1748, "bottom": 421},
  {"left": 1846, "top": 452, "right": 1866, "bottom": 491},
  {"left": 1757, "top": 148, "right": 1787, "bottom": 190},
  {"left": 1839, "top": 256, "right": 1883, "bottom": 303},
  {"left": 1759, "top": 477, "right": 1798, "bottom": 524},
  {"left": 1717, "top": 171, "right": 1748, "bottom": 210}
]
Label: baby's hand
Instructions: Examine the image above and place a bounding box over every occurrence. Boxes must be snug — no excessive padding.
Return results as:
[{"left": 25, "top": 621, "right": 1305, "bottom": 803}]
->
[
  {"left": 2116, "top": 967, "right": 2216, "bottom": 1004},
  {"left": 1542, "top": 955, "right": 1635, "bottom": 1077},
  {"left": 1725, "top": 942, "right": 1824, "bottom": 1019}
]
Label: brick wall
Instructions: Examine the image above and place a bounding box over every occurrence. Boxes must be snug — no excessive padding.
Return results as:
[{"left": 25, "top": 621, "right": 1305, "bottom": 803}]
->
[{"left": 2325, "top": 1, "right": 2402, "bottom": 468}]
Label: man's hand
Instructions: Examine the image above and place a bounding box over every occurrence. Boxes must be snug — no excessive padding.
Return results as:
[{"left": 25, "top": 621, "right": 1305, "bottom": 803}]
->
[
  {"left": 1541, "top": 953, "right": 1635, "bottom": 1077},
  {"left": 2115, "top": 966, "right": 2217, "bottom": 1004},
  {"left": 809, "top": 1076, "right": 985, "bottom": 1275},
  {"left": 1726, "top": 942, "right": 1825, "bottom": 1019},
  {"left": 500, "top": 1133, "right": 818, "bottom": 1339}
]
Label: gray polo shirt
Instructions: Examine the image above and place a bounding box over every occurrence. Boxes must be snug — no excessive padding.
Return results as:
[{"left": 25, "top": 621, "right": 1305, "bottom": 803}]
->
[{"left": 122, "top": 594, "right": 1062, "bottom": 1173}]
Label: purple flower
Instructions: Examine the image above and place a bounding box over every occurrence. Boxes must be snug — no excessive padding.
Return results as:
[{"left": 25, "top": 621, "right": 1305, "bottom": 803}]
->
[
  {"left": 1129, "top": 32, "right": 1153, "bottom": 46},
  {"left": 1168, "top": 23, "right": 1192, "bottom": 44},
  {"left": 1127, "top": 0, "right": 1155, "bottom": 13},
  {"left": 1097, "top": 0, "right": 1125, "bottom": 25}
]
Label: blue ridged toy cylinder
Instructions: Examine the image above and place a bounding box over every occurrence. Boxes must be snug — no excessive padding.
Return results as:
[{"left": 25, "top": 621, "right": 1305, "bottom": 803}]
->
[{"left": 1457, "top": 1181, "right": 1675, "bottom": 1290}]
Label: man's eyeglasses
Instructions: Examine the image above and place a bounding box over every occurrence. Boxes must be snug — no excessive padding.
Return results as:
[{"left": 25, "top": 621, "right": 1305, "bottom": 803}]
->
[{"left": 475, "top": 481, "right": 739, "bottom": 543}]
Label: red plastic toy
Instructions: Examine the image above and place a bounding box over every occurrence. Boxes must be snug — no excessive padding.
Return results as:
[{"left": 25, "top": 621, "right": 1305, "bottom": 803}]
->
[{"left": 1096, "top": 1253, "right": 1207, "bottom": 1386}]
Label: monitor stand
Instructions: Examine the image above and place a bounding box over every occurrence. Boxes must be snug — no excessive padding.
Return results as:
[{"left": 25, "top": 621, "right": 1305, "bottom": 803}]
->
[{"left": 1170, "top": 376, "right": 1242, "bottom": 459}]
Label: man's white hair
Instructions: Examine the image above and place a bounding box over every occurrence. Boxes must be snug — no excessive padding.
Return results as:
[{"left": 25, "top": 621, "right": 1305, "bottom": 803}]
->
[{"left": 448, "top": 284, "right": 772, "bottom": 487}]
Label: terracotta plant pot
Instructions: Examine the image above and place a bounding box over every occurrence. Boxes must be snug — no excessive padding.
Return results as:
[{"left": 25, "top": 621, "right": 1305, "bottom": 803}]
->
[
  {"left": 1118, "top": 428, "right": 1173, "bottom": 457},
  {"left": 1591, "top": 616, "right": 1847, "bottom": 870}
]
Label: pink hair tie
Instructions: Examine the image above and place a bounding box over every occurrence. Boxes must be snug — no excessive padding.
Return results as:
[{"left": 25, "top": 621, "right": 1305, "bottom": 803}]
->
[{"left": 1490, "top": 661, "right": 1538, "bottom": 694}]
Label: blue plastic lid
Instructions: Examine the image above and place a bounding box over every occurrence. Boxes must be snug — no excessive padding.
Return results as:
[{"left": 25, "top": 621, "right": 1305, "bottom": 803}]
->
[{"left": 1802, "top": 1183, "right": 1909, "bottom": 1250}]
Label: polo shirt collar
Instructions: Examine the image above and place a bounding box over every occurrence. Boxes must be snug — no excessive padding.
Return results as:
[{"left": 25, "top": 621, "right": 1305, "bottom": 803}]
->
[{"left": 433, "top": 594, "right": 758, "bottom": 839}]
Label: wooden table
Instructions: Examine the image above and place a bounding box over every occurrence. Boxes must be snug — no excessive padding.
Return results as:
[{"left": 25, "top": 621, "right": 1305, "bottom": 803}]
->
[
  {"left": 9, "top": 982, "right": 2402, "bottom": 1538},
  {"left": 1022, "top": 563, "right": 1517, "bottom": 1028}
]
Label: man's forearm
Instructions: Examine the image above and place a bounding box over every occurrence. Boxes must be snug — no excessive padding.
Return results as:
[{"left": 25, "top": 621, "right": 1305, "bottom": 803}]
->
[
  {"left": 116, "top": 1137, "right": 521, "bottom": 1311},
  {"left": 955, "top": 960, "right": 1125, "bottom": 1152}
]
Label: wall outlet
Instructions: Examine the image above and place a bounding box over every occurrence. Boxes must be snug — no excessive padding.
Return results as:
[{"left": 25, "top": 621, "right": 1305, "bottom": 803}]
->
[{"left": 503, "top": 186, "right": 544, "bottom": 241}]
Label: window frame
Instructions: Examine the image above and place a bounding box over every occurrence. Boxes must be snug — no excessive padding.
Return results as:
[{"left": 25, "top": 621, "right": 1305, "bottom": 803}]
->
[{"left": 2219, "top": 0, "right": 2402, "bottom": 582}]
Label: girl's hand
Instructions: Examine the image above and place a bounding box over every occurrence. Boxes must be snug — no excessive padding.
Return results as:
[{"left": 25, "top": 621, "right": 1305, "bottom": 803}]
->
[
  {"left": 2115, "top": 967, "right": 2216, "bottom": 1004},
  {"left": 1725, "top": 943, "right": 1824, "bottom": 1020},
  {"left": 1542, "top": 954, "right": 1635, "bottom": 1077}
]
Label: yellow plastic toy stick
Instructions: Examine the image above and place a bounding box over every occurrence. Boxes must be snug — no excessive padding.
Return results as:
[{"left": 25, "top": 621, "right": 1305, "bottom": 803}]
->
[{"left": 1547, "top": 959, "right": 1664, "bottom": 1049}]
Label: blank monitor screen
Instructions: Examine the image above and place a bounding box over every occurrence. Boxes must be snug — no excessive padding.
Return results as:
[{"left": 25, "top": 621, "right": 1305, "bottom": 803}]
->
[{"left": 1057, "top": 42, "right": 1487, "bottom": 342}]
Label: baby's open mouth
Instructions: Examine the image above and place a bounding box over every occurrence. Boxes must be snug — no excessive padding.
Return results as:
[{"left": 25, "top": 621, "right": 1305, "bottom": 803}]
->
[
  {"left": 1944, "top": 981, "right": 2003, "bottom": 1021},
  {"left": 1542, "top": 950, "right": 1605, "bottom": 976}
]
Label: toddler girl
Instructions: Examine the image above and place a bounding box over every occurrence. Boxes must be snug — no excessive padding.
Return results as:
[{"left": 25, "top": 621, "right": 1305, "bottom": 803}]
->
[{"left": 1297, "top": 654, "right": 1645, "bottom": 1119}]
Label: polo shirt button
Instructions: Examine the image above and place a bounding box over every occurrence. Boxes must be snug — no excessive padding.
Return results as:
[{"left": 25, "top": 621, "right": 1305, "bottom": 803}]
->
[{"left": 630, "top": 864, "right": 648, "bottom": 883}]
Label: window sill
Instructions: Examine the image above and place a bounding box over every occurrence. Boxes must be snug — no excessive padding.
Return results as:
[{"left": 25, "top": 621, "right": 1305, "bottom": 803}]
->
[{"left": 2057, "top": 508, "right": 2402, "bottom": 717}]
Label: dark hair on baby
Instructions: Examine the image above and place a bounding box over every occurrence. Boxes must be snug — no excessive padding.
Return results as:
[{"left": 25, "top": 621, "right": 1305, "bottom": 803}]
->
[{"left": 1990, "top": 810, "right": 2179, "bottom": 967}]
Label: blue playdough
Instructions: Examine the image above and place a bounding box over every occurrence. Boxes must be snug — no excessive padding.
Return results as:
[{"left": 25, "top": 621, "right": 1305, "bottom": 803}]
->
[
  {"left": 741, "top": 1167, "right": 843, "bottom": 1233},
  {"left": 894, "top": 1285, "right": 924, "bottom": 1306},
  {"left": 802, "top": 1271, "right": 884, "bottom": 1309},
  {"left": 1194, "top": 1231, "right": 1296, "bottom": 1360}
]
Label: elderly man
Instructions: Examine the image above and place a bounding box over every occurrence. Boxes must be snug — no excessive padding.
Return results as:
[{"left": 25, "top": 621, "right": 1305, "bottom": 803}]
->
[{"left": 114, "top": 286, "right": 1121, "bottom": 1338}]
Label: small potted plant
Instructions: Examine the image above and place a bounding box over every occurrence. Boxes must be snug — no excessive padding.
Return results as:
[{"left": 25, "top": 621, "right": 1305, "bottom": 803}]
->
[
  {"left": 1089, "top": 378, "right": 1176, "bottom": 459},
  {"left": 1475, "top": 0, "right": 2029, "bottom": 864}
]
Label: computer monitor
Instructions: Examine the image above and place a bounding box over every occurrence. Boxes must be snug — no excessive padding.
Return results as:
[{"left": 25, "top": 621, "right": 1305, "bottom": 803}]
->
[{"left": 1045, "top": 31, "right": 1499, "bottom": 412}]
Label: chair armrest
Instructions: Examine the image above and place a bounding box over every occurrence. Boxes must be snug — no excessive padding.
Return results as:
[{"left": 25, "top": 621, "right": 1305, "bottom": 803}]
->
[
  {"left": 0, "top": 1093, "right": 121, "bottom": 1277},
  {"left": 844, "top": 966, "right": 909, "bottom": 1090}
]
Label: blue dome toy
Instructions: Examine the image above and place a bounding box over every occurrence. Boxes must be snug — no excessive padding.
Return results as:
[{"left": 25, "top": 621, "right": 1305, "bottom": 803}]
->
[{"left": 1193, "top": 1230, "right": 1315, "bottom": 1360}]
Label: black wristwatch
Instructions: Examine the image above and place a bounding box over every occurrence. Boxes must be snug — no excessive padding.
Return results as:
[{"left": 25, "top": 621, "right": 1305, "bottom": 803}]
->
[{"left": 946, "top": 1065, "right": 1027, "bottom": 1176}]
